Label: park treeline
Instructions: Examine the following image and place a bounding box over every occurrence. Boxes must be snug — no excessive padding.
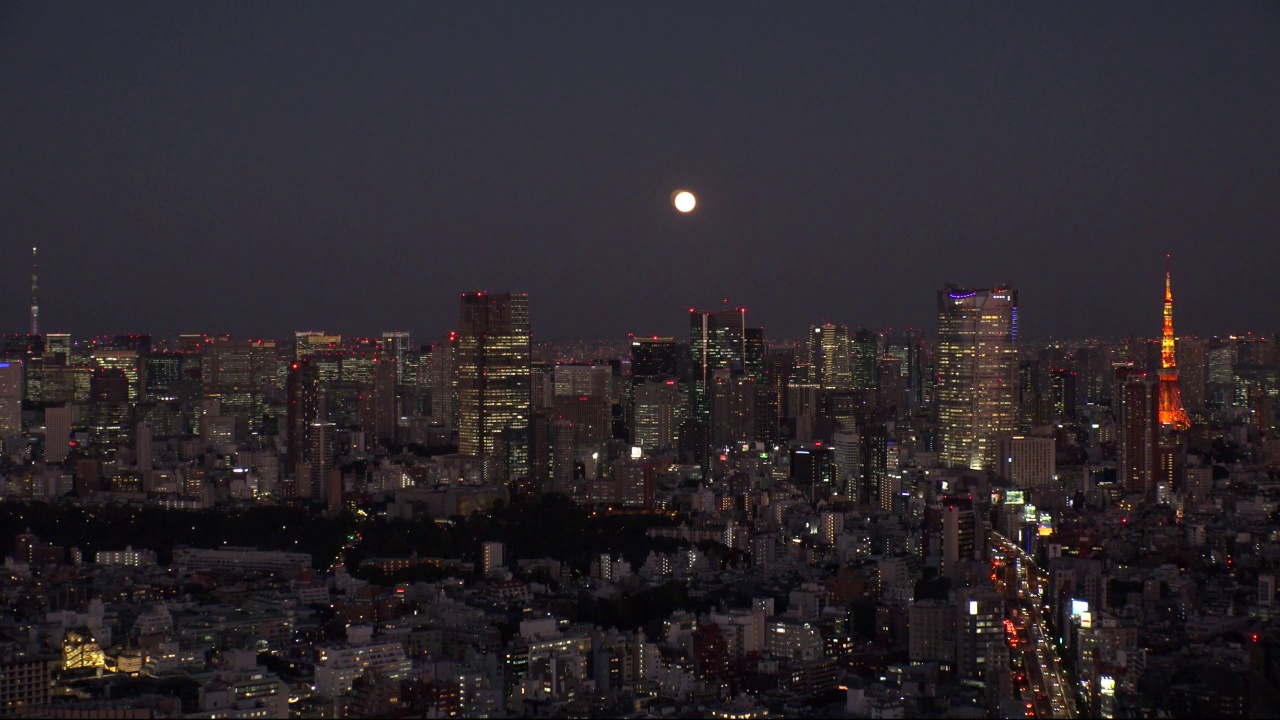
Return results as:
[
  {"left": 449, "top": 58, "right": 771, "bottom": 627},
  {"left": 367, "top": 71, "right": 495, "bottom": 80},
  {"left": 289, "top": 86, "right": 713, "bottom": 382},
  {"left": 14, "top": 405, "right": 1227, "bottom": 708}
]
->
[{"left": 0, "top": 494, "right": 688, "bottom": 575}]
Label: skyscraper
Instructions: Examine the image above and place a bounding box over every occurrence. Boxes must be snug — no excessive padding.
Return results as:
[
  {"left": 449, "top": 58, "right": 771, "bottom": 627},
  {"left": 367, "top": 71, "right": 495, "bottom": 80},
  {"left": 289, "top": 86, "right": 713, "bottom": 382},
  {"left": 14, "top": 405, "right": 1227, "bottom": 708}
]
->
[
  {"left": 709, "top": 375, "right": 756, "bottom": 448},
  {"left": 0, "top": 361, "right": 22, "bottom": 438},
  {"left": 1119, "top": 374, "right": 1159, "bottom": 496},
  {"left": 294, "top": 332, "right": 341, "bottom": 361},
  {"left": 89, "top": 368, "right": 131, "bottom": 455},
  {"left": 688, "top": 307, "right": 746, "bottom": 422},
  {"left": 1158, "top": 261, "right": 1192, "bottom": 429},
  {"left": 371, "top": 357, "right": 397, "bottom": 443},
  {"left": 43, "top": 406, "right": 70, "bottom": 463},
  {"left": 286, "top": 358, "right": 323, "bottom": 472},
  {"left": 812, "top": 324, "right": 852, "bottom": 390},
  {"left": 630, "top": 337, "right": 679, "bottom": 384},
  {"left": 744, "top": 327, "right": 765, "bottom": 384},
  {"left": 308, "top": 421, "right": 338, "bottom": 506},
  {"left": 936, "top": 285, "right": 1019, "bottom": 470},
  {"left": 429, "top": 333, "right": 459, "bottom": 430},
  {"left": 876, "top": 355, "right": 902, "bottom": 416},
  {"left": 457, "top": 292, "right": 531, "bottom": 483},
  {"left": 633, "top": 377, "right": 678, "bottom": 453},
  {"left": 850, "top": 329, "right": 879, "bottom": 391},
  {"left": 380, "top": 331, "right": 412, "bottom": 384}
]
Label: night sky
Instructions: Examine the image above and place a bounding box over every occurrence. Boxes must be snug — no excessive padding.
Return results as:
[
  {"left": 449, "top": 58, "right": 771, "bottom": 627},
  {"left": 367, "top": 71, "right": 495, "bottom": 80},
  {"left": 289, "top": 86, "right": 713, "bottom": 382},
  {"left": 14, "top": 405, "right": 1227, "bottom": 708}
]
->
[{"left": 2, "top": 2, "right": 1278, "bottom": 343}]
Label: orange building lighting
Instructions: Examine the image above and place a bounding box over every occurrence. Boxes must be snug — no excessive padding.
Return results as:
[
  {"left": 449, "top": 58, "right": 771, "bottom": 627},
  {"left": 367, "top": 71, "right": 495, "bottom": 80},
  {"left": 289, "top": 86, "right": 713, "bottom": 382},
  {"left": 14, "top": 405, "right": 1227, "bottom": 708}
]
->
[{"left": 1158, "top": 257, "right": 1192, "bottom": 429}]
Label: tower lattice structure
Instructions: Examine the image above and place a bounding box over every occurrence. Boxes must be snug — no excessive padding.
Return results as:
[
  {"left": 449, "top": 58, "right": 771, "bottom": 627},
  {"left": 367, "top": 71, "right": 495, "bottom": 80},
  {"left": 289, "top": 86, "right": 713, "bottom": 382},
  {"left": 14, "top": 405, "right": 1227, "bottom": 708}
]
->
[{"left": 1158, "top": 258, "right": 1192, "bottom": 429}]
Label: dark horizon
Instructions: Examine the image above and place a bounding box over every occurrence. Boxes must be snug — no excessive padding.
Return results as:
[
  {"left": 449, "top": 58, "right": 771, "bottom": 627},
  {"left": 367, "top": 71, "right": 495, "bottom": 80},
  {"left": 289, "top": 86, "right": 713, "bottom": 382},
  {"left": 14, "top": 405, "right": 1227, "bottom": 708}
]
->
[{"left": 3, "top": 3, "right": 1278, "bottom": 342}]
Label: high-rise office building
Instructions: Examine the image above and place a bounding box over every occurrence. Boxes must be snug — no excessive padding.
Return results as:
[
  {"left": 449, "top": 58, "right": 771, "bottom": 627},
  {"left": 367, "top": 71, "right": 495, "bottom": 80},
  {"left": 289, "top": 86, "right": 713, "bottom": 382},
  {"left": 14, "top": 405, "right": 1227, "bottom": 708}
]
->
[
  {"left": 380, "top": 332, "right": 411, "bottom": 384},
  {"left": 936, "top": 285, "right": 1019, "bottom": 470},
  {"left": 429, "top": 333, "right": 459, "bottom": 430},
  {"left": 549, "top": 418, "right": 577, "bottom": 496},
  {"left": 790, "top": 444, "right": 834, "bottom": 503},
  {"left": 553, "top": 363, "right": 612, "bottom": 399},
  {"left": 552, "top": 393, "right": 610, "bottom": 460},
  {"left": 295, "top": 332, "right": 342, "bottom": 361},
  {"left": 811, "top": 324, "right": 852, "bottom": 390},
  {"left": 286, "top": 359, "right": 323, "bottom": 471},
  {"left": 633, "top": 377, "right": 678, "bottom": 453},
  {"left": 136, "top": 421, "right": 153, "bottom": 470},
  {"left": 744, "top": 327, "right": 765, "bottom": 383},
  {"left": 1050, "top": 368, "right": 1077, "bottom": 421},
  {"left": 371, "top": 358, "right": 397, "bottom": 443},
  {"left": 851, "top": 329, "right": 879, "bottom": 391},
  {"left": 1157, "top": 263, "right": 1192, "bottom": 429},
  {"left": 202, "top": 338, "right": 276, "bottom": 433},
  {"left": 1017, "top": 359, "right": 1043, "bottom": 432},
  {"left": 91, "top": 349, "right": 140, "bottom": 402},
  {"left": 630, "top": 337, "right": 679, "bottom": 384},
  {"left": 709, "top": 375, "right": 756, "bottom": 448},
  {"left": 876, "top": 355, "right": 902, "bottom": 416},
  {"left": 43, "top": 406, "right": 71, "bottom": 463},
  {"left": 859, "top": 424, "right": 890, "bottom": 509},
  {"left": 457, "top": 292, "right": 531, "bottom": 483},
  {"left": 144, "top": 352, "right": 184, "bottom": 401},
  {"left": 0, "top": 361, "right": 22, "bottom": 437},
  {"left": 833, "top": 429, "right": 861, "bottom": 502},
  {"left": 308, "top": 421, "right": 338, "bottom": 505},
  {"left": 1119, "top": 374, "right": 1159, "bottom": 496},
  {"left": 688, "top": 307, "right": 746, "bottom": 422},
  {"left": 89, "top": 368, "right": 131, "bottom": 454}
]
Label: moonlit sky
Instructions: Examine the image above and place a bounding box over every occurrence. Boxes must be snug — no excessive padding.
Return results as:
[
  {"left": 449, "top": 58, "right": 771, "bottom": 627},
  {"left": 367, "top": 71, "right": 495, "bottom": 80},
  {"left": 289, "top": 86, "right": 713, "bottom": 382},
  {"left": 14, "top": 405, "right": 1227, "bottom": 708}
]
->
[{"left": 2, "top": 2, "right": 1278, "bottom": 343}]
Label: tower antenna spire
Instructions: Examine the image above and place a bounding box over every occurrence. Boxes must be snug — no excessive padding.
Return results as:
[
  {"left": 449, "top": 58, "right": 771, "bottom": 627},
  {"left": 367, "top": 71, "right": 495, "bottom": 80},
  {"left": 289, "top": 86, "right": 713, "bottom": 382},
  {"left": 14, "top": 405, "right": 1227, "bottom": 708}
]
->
[
  {"left": 30, "top": 246, "right": 38, "bottom": 336},
  {"left": 1158, "top": 254, "right": 1191, "bottom": 429}
]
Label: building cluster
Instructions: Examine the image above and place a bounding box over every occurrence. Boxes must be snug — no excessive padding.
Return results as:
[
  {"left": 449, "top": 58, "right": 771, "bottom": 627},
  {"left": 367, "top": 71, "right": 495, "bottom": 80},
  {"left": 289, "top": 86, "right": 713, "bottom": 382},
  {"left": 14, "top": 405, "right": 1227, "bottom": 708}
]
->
[{"left": 1, "top": 272, "right": 1279, "bottom": 718}]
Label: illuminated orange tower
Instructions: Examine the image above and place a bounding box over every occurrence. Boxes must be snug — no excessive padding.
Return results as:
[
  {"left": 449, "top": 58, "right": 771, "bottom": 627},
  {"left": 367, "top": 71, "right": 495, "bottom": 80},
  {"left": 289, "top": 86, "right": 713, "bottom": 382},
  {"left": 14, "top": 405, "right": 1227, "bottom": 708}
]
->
[{"left": 1158, "top": 257, "right": 1192, "bottom": 429}]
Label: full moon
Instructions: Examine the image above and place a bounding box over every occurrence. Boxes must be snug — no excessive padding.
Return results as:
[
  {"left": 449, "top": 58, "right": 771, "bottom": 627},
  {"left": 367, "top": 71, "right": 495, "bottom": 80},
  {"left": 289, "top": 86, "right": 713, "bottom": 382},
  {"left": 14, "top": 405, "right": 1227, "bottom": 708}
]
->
[{"left": 672, "top": 190, "right": 697, "bottom": 213}]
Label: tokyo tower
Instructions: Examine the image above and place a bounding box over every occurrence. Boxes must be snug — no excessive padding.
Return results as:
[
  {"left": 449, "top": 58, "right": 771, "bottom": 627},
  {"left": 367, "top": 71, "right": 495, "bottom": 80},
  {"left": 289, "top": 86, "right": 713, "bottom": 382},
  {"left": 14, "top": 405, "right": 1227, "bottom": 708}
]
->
[{"left": 1158, "top": 257, "right": 1192, "bottom": 429}]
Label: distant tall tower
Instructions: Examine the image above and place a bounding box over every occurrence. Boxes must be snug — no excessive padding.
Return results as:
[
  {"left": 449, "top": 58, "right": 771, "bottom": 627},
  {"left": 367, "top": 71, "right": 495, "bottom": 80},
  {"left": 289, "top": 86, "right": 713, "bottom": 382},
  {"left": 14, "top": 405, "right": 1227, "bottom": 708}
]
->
[
  {"left": 380, "top": 331, "right": 411, "bottom": 384},
  {"left": 457, "top": 292, "right": 531, "bottom": 483},
  {"left": 688, "top": 306, "right": 746, "bottom": 421},
  {"left": 936, "top": 285, "right": 1019, "bottom": 470},
  {"left": 811, "top": 324, "right": 852, "bottom": 390},
  {"left": 1158, "top": 258, "right": 1192, "bottom": 430},
  {"left": 29, "top": 246, "right": 39, "bottom": 336}
]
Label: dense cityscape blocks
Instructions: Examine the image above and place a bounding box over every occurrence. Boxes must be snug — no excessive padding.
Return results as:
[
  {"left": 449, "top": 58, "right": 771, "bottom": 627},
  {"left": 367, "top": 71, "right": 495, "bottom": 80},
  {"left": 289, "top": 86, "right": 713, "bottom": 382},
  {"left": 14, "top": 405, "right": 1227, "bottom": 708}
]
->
[{"left": 0, "top": 269, "right": 1276, "bottom": 718}]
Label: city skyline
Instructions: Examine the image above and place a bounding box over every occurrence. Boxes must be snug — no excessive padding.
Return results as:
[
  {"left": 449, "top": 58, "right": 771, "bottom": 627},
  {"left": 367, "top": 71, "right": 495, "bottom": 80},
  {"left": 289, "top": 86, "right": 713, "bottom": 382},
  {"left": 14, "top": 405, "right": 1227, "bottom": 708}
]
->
[
  {"left": 3, "top": 3, "right": 1278, "bottom": 341},
  {"left": 2, "top": 259, "right": 1274, "bottom": 346},
  {"left": 3, "top": 5, "right": 1279, "bottom": 718}
]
